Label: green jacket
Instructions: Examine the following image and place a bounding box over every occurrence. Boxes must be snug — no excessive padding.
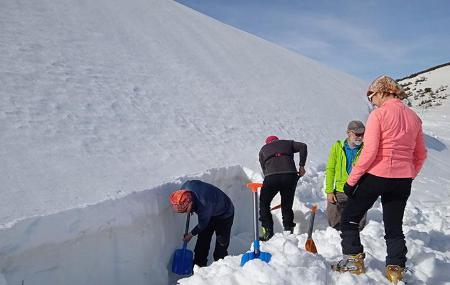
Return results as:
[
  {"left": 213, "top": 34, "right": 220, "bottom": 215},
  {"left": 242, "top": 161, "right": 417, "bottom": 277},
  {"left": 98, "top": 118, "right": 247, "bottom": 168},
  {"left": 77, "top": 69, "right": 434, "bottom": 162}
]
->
[{"left": 325, "top": 140, "right": 363, "bottom": 194}]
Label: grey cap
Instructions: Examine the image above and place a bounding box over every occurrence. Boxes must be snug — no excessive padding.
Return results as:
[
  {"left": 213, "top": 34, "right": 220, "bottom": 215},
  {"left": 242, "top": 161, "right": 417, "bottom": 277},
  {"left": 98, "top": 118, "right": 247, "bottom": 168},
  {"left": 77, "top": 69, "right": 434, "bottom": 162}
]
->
[{"left": 347, "top": 120, "right": 365, "bottom": 134}]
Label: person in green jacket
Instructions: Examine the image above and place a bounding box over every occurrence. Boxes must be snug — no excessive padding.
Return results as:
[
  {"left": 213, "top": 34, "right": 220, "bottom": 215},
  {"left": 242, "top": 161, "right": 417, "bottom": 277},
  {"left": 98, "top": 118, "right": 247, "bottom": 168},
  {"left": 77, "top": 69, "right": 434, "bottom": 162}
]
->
[{"left": 325, "top": 120, "right": 367, "bottom": 231}]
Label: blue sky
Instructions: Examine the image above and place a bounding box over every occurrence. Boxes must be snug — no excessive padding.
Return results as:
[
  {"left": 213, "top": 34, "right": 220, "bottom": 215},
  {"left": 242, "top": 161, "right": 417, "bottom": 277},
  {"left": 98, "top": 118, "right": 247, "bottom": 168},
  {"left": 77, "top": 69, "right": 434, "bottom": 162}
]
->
[{"left": 176, "top": 0, "right": 450, "bottom": 81}]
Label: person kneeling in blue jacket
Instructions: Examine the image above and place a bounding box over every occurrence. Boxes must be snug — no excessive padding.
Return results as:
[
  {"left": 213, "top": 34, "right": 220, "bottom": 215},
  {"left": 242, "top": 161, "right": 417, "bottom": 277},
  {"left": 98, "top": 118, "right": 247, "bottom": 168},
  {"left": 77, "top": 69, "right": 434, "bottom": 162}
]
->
[{"left": 169, "top": 180, "right": 234, "bottom": 267}]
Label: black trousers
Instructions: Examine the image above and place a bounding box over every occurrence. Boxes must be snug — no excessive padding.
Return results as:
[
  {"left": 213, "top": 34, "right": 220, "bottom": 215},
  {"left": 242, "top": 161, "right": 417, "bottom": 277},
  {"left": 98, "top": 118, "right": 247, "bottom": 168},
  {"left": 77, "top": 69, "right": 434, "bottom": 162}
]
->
[
  {"left": 340, "top": 173, "right": 412, "bottom": 267},
  {"left": 259, "top": 173, "right": 298, "bottom": 228},
  {"left": 193, "top": 214, "right": 234, "bottom": 267}
]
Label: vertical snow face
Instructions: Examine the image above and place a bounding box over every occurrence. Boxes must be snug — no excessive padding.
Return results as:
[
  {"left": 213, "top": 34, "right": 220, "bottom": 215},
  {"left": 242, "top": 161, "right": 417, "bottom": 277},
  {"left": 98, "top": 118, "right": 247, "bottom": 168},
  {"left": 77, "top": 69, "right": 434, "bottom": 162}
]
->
[
  {"left": 0, "top": 166, "right": 254, "bottom": 285},
  {"left": 0, "top": 0, "right": 368, "bottom": 225}
]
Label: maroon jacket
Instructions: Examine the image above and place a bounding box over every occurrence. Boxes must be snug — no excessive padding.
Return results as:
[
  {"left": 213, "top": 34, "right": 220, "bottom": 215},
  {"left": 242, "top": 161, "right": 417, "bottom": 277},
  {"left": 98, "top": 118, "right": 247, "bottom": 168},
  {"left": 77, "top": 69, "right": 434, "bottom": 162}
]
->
[{"left": 259, "top": 139, "right": 308, "bottom": 177}]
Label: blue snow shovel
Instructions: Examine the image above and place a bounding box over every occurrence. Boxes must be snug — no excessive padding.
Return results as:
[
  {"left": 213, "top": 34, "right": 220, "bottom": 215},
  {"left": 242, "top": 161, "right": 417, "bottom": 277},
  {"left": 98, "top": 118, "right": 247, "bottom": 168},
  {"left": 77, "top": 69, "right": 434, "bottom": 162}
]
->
[
  {"left": 241, "top": 182, "right": 272, "bottom": 266},
  {"left": 171, "top": 213, "right": 193, "bottom": 275}
]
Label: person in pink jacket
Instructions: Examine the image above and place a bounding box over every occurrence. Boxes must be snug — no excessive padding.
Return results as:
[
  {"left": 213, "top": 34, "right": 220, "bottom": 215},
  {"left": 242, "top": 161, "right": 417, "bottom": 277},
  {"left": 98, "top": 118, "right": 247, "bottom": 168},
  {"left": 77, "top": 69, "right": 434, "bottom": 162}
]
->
[{"left": 332, "top": 76, "right": 427, "bottom": 283}]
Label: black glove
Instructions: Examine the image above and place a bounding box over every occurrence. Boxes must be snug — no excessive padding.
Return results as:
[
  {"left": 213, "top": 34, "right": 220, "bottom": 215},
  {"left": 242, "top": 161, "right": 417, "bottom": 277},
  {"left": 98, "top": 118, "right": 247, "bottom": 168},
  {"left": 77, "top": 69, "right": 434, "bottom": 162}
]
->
[{"left": 343, "top": 183, "right": 358, "bottom": 198}]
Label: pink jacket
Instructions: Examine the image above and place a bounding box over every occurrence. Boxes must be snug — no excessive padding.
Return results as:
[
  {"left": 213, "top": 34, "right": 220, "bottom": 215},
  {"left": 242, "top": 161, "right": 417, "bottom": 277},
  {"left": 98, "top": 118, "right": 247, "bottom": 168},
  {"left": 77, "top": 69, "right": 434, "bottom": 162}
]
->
[{"left": 347, "top": 98, "right": 427, "bottom": 186}]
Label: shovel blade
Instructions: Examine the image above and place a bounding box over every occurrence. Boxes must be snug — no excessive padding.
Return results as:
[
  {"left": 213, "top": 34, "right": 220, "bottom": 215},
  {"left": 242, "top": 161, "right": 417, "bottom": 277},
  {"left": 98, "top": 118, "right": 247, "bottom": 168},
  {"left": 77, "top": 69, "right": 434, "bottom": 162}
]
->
[
  {"left": 305, "top": 239, "right": 317, "bottom": 254},
  {"left": 240, "top": 251, "right": 272, "bottom": 266},
  {"left": 172, "top": 248, "right": 194, "bottom": 275}
]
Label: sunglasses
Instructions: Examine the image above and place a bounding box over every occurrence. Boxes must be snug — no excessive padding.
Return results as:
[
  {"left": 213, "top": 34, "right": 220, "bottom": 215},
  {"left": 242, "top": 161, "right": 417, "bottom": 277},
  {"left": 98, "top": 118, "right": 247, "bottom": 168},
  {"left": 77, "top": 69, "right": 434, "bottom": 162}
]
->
[
  {"left": 367, "top": 91, "right": 377, "bottom": 102},
  {"left": 351, "top": 132, "right": 364, "bottom": 137}
]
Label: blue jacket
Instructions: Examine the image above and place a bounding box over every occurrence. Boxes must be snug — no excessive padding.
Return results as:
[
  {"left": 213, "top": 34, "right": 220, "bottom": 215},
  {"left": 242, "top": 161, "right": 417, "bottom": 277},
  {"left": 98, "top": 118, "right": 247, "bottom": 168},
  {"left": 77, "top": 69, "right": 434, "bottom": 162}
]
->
[{"left": 180, "top": 180, "right": 234, "bottom": 236}]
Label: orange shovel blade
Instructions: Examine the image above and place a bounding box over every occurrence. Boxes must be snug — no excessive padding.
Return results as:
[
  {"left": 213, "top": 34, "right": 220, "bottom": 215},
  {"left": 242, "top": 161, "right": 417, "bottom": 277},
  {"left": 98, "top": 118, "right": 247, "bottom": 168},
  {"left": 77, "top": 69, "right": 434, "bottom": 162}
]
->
[{"left": 305, "top": 239, "right": 317, "bottom": 254}]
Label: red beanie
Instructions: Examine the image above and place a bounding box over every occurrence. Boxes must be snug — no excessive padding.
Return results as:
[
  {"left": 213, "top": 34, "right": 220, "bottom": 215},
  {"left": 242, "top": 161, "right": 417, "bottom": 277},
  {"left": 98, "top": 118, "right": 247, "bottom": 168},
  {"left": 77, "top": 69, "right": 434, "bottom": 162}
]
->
[
  {"left": 169, "top": 190, "right": 192, "bottom": 213},
  {"left": 265, "top": 135, "right": 279, "bottom": 144}
]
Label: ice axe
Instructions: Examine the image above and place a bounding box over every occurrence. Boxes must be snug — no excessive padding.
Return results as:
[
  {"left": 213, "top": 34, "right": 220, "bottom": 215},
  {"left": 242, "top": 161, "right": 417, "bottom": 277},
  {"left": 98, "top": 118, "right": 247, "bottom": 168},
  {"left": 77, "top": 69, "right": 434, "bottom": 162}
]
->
[
  {"left": 240, "top": 182, "right": 272, "bottom": 266},
  {"left": 305, "top": 204, "right": 318, "bottom": 254}
]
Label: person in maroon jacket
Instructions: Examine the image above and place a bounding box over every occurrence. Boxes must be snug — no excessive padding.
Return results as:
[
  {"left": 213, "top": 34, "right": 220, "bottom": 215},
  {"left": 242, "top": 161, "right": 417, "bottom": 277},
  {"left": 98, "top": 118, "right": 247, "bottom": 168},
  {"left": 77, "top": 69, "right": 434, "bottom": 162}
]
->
[{"left": 258, "top": 135, "right": 308, "bottom": 240}]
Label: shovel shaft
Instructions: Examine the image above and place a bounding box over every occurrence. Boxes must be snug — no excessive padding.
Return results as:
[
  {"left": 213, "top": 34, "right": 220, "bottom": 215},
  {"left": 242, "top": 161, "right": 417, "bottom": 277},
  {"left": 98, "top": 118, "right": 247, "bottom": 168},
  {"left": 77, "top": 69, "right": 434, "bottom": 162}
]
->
[
  {"left": 270, "top": 204, "right": 282, "bottom": 211},
  {"left": 252, "top": 191, "right": 260, "bottom": 255},
  {"left": 183, "top": 213, "right": 190, "bottom": 248},
  {"left": 307, "top": 209, "right": 316, "bottom": 239},
  {"left": 241, "top": 183, "right": 272, "bottom": 266}
]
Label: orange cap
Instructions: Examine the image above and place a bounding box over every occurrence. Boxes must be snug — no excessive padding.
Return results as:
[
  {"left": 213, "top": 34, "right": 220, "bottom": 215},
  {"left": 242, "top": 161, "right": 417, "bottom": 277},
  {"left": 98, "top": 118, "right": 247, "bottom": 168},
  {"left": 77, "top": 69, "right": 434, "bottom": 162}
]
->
[{"left": 169, "top": 189, "right": 192, "bottom": 213}]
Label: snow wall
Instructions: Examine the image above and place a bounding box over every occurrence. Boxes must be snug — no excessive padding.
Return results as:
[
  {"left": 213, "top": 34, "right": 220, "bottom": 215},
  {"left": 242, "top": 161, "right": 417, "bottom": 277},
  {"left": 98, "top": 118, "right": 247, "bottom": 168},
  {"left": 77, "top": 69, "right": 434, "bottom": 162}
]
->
[{"left": 0, "top": 166, "right": 262, "bottom": 285}]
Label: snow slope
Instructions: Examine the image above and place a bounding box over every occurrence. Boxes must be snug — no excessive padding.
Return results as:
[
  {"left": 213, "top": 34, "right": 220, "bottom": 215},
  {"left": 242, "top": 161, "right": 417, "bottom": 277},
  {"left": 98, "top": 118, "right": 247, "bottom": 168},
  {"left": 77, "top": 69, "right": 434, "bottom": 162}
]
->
[
  {"left": 398, "top": 63, "right": 450, "bottom": 108},
  {"left": 0, "top": 0, "right": 367, "bottom": 227}
]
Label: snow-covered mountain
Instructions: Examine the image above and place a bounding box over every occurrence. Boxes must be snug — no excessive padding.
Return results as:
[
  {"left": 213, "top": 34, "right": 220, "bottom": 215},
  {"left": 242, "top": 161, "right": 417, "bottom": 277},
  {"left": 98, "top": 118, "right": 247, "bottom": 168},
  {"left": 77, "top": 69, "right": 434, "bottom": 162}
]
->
[
  {"left": 0, "top": 0, "right": 449, "bottom": 284},
  {"left": 398, "top": 62, "right": 450, "bottom": 108}
]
